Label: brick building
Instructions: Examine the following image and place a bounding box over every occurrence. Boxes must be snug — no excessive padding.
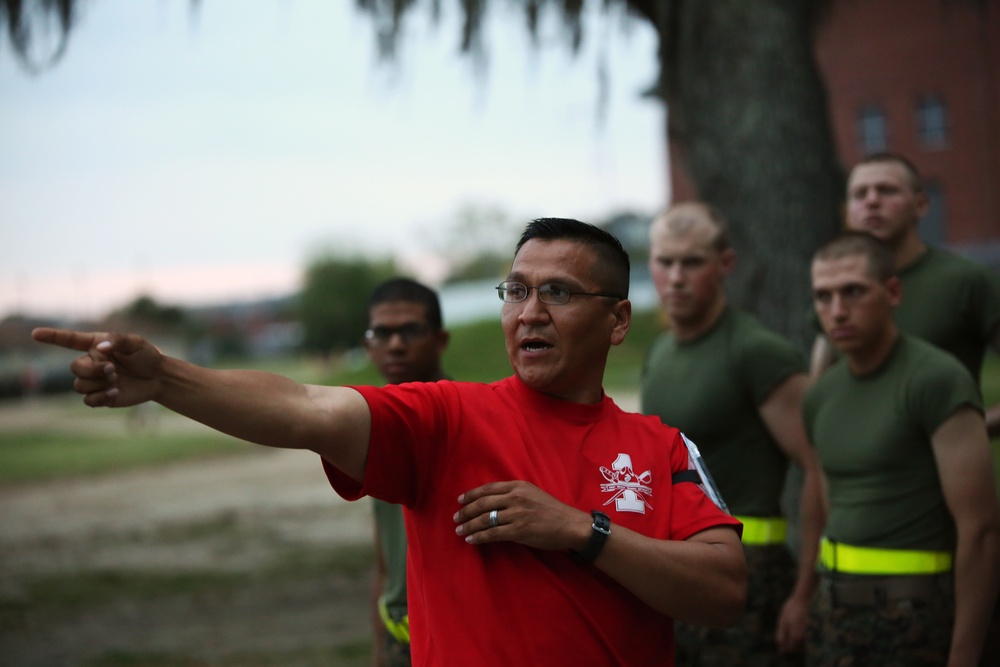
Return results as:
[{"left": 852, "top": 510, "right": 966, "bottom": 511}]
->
[
  {"left": 815, "top": 0, "right": 1000, "bottom": 266},
  {"left": 669, "top": 0, "right": 1000, "bottom": 268}
]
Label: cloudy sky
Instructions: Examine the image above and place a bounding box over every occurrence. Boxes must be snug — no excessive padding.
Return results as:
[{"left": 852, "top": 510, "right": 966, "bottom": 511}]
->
[{"left": 1, "top": 0, "right": 666, "bottom": 320}]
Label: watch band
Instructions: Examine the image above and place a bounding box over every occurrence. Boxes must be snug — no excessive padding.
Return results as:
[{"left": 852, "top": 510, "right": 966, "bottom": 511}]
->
[{"left": 575, "top": 510, "right": 611, "bottom": 563}]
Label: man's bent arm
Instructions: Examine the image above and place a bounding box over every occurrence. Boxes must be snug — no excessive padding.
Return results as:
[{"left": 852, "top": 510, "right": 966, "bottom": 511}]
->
[
  {"left": 759, "top": 373, "right": 825, "bottom": 651},
  {"left": 32, "top": 328, "right": 372, "bottom": 482},
  {"left": 808, "top": 334, "right": 836, "bottom": 383},
  {"left": 454, "top": 480, "right": 747, "bottom": 625},
  {"left": 932, "top": 407, "right": 1000, "bottom": 667},
  {"left": 596, "top": 524, "right": 747, "bottom": 626}
]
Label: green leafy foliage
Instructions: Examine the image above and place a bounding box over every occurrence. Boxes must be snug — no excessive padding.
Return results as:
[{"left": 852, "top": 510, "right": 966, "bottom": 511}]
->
[{"left": 296, "top": 255, "right": 397, "bottom": 355}]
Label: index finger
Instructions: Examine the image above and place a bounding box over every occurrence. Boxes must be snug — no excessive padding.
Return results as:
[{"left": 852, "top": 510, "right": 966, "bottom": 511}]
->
[{"left": 31, "top": 328, "right": 110, "bottom": 352}]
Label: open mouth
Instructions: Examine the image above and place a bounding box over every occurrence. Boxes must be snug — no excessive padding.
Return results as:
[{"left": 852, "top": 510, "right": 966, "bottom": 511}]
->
[{"left": 521, "top": 340, "right": 553, "bottom": 353}]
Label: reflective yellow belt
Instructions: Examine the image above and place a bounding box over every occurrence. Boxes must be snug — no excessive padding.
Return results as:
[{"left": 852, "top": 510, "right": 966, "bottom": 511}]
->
[
  {"left": 378, "top": 600, "right": 410, "bottom": 645},
  {"left": 820, "top": 538, "right": 953, "bottom": 575},
  {"left": 734, "top": 516, "right": 787, "bottom": 546}
]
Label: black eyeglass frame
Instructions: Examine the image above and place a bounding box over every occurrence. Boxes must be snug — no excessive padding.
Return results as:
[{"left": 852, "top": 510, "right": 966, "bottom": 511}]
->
[
  {"left": 495, "top": 281, "right": 624, "bottom": 305},
  {"left": 363, "top": 322, "right": 434, "bottom": 346}
]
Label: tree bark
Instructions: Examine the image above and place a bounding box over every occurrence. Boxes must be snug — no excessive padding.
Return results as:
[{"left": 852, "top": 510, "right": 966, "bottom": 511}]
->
[{"left": 650, "top": 0, "right": 844, "bottom": 352}]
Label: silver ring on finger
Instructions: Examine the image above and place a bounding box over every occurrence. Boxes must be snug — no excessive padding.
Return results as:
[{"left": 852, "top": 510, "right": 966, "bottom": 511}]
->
[{"left": 489, "top": 509, "right": 500, "bottom": 528}]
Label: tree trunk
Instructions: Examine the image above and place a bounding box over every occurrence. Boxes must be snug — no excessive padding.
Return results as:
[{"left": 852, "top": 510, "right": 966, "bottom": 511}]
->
[{"left": 654, "top": 0, "right": 844, "bottom": 352}]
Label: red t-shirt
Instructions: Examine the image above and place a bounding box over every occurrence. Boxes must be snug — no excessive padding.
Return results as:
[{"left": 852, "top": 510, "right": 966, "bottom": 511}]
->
[{"left": 324, "top": 375, "right": 740, "bottom": 666}]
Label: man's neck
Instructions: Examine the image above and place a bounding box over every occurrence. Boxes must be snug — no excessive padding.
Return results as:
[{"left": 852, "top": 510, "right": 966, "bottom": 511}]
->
[
  {"left": 846, "top": 326, "right": 900, "bottom": 377},
  {"left": 672, "top": 297, "right": 727, "bottom": 343},
  {"left": 893, "top": 233, "right": 928, "bottom": 272}
]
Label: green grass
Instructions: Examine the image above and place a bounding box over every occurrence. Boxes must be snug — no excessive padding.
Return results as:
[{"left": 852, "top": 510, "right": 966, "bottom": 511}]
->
[
  {"left": 3, "top": 313, "right": 997, "bottom": 488},
  {"left": 321, "top": 309, "right": 665, "bottom": 389},
  {"left": 80, "top": 641, "right": 371, "bottom": 667},
  {"left": 3, "top": 570, "right": 244, "bottom": 610},
  {"left": 0, "top": 426, "right": 248, "bottom": 483},
  {"left": 1, "top": 543, "right": 374, "bottom": 613}
]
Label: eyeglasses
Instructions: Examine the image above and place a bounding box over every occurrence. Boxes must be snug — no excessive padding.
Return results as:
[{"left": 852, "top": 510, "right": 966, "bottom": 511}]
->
[
  {"left": 364, "top": 322, "right": 433, "bottom": 346},
  {"left": 495, "top": 281, "right": 624, "bottom": 305}
]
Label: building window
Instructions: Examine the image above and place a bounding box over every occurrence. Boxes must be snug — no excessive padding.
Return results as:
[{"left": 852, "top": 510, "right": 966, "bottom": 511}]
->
[
  {"left": 916, "top": 94, "right": 949, "bottom": 149},
  {"left": 858, "top": 104, "right": 887, "bottom": 153}
]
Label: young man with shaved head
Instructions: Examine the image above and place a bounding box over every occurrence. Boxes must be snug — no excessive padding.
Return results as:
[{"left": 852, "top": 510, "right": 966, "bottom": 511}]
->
[
  {"left": 811, "top": 152, "right": 1000, "bottom": 435},
  {"left": 805, "top": 231, "right": 1000, "bottom": 666},
  {"left": 643, "top": 202, "right": 824, "bottom": 666}
]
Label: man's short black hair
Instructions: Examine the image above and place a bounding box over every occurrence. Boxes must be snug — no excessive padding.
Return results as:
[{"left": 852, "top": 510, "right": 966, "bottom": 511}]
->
[
  {"left": 856, "top": 152, "right": 924, "bottom": 193},
  {"left": 366, "top": 278, "right": 443, "bottom": 331},
  {"left": 813, "top": 231, "right": 896, "bottom": 283},
  {"left": 515, "top": 217, "right": 631, "bottom": 298}
]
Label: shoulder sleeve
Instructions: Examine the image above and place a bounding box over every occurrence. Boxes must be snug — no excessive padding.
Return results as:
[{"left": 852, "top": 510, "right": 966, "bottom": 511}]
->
[
  {"left": 322, "top": 383, "right": 450, "bottom": 507},
  {"left": 908, "top": 344, "right": 984, "bottom": 434},
  {"left": 667, "top": 429, "right": 743, "bottom": 541},
  {"left": 734, "top": 318, "right": 807, "bottom": 406}
]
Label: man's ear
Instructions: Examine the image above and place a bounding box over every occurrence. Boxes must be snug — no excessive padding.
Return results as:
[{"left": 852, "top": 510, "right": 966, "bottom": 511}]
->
[
  {"left": 610, "top": 299, "right": 632, "bottom": 347},
  {"left": 885, "top": 276, "right": 903, "bottom": 307},
  {"left": 914, "top": 190, "right": 931, "bottom": 219},
  {"left": 435, "top": 330, "right": 451, "bottom": 355},
  {"left": 720, "top": 248, "right": 736, "bottom": 276}
]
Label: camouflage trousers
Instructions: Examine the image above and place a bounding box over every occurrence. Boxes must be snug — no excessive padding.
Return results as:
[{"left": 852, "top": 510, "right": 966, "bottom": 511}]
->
[
  {"left": 806, "top": 572, "right": 953, "bottom": 667},
  {"left": 675, "top": 544, "right": 804, "bottom": 667},
  {"left": 379, "top": 632, "right": 411, "bottom": 667}
]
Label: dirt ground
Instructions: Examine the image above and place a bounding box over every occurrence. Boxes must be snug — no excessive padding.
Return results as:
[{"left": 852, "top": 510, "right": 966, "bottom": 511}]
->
[
  {"left": 0, "top": 390, "right": 642, "bottom": 667},
  {"left": 0, "top": 403, "right": 376, "bottom": 667}
]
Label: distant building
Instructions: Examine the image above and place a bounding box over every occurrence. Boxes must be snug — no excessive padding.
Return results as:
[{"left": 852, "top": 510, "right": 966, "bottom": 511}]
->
[
  {"left": 669, "top": 0, "right": 1000, "bottom": 269},
  {"left": 815, "top": 0, "right": 1000, "bottom": 267}
]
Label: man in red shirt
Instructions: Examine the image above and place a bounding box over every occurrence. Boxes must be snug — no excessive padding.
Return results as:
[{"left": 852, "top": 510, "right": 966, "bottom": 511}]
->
[{"left": 33, "top": 218, "right": 746, "bottom": 666}]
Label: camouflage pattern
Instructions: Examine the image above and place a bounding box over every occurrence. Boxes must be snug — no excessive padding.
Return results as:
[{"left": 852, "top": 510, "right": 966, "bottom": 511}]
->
[
  {"left": 380, "top": 633, "right": 411, "bottom": 667},
  {"left": 979, "top": 596, "right": 1000, "bottom": 667},
  {"left": 806, "top": 573, "right": 953, "bottom": 667},
  {"left": 675, "top": 544, "right": 804, "bottom": 667}
]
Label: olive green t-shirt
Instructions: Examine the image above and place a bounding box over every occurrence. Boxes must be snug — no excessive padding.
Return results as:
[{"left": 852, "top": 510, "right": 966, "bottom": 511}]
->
[
  {"left": 895, "top": 247, "right": 1000, "bottom": 385},
  {"left": 803, "top": 335, "right": 982, "bottom": 550},
  {"left": 641, "top": 306, "right": 806, "bottom": 516},
  {"left": 373, "top": 498, "right": 407, "bottom": 619}
]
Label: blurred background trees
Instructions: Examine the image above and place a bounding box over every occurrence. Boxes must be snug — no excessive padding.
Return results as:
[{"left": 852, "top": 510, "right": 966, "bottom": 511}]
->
[
  {"left": 2, "top": 0, "right": 843, "bottom": 350},
  {"left": 297, "top": 255, "right": 397, "bottom": 356}
]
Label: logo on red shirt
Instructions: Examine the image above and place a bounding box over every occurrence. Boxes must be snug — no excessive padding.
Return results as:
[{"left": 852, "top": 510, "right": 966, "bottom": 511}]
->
[{"left": 599, "top": 453, "right": 653, "bottom": 514}]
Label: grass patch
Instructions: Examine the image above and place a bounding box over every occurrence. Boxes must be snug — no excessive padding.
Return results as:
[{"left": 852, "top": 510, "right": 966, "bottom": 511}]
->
[
  {"left": 0, "top": 429, "right": 249, "bottom": 483},
  {"left": 3, "top": 313, "right": 996, "bottom": 490},
  {"left": 83, "top": 654, "right": 211, "bottom": 667},
  {"left": 81, "top": 641, "right": 371, "bottom": 667},
  {"left": 1, "top": 543, "right": 376, "bottom": 613},
  {"left": 606, "top": 308, "right": 663, "bottom": 390},
  {"left": 4, "top": 570, "right": 244, "bottom": 610},
  {"left": 260, "top": 543, "right": 374, "bottom": 580}
]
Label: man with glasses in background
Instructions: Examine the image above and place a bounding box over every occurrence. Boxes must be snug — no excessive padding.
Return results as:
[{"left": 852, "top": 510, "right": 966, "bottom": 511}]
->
[
  {"left": 33, "top": 217, "right": 747, "bottom": 666},
  {"left": 362, "top": 278, "right": 450, "bottom": 667}
]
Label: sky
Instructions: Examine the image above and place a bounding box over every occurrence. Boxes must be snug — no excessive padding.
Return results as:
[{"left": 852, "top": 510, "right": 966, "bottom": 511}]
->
[{"left": 0, "top": 0, "right": 666, "bottom": 320}]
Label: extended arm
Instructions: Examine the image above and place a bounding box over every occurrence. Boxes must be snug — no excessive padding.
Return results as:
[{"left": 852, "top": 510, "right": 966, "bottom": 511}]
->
[
  {"left": 932, "top": 406, "right": 1000, "bottom": 667},
  {"left": 453, "top": 480, "right": 747, "bottom": 625},
  {"left": 759, "top": 373, "right": 825, "bottom": 653},
  {"left": 32, "top": 328, "right": 372, "bottom": 481}
]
